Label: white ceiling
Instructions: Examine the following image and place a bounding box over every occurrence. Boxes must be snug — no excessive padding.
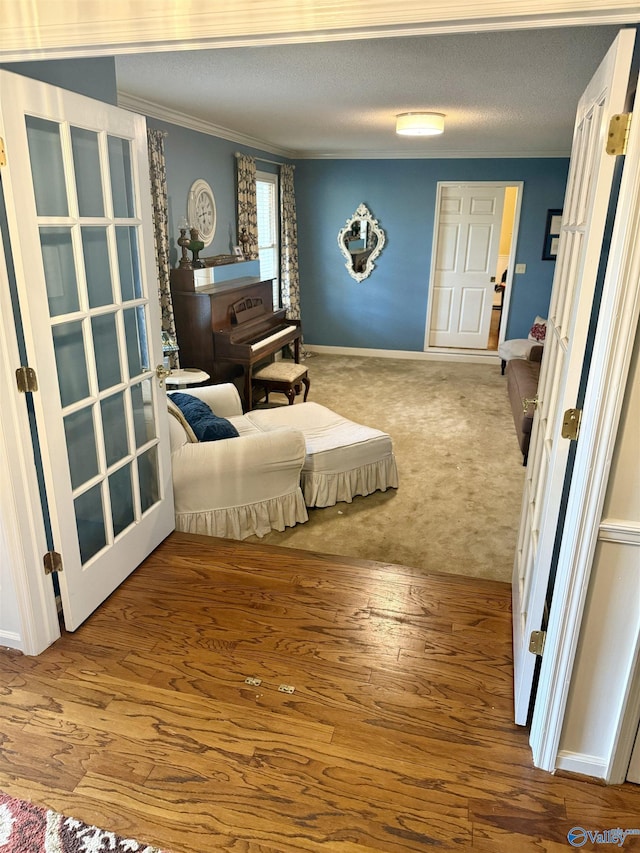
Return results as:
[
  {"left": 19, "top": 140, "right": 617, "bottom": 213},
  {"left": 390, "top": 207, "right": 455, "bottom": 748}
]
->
[{"left": 115, "top": 26, "right": 622, "bottom": 158}]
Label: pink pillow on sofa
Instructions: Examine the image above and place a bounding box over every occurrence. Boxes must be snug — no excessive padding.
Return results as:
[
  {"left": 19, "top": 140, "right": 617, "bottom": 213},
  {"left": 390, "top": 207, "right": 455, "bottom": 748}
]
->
[{"left": 528, "top": 316, "right": 547, "bottom": 343}]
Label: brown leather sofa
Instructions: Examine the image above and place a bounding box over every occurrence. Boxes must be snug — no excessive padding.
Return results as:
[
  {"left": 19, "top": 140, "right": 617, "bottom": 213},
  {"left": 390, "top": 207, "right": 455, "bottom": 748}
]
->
[{"left": 505, "top": 345, "right": 543, "bottom": 465}]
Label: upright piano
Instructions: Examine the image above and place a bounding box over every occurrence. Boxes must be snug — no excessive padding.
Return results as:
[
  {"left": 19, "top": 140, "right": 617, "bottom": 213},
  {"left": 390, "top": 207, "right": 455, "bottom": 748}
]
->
[{"left": 169, "top": 268, "right": 301, "bottom": 410}]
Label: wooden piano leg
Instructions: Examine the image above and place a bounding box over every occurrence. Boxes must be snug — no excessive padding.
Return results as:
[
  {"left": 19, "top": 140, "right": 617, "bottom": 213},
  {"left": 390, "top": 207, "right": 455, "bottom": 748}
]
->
[
  {"left": 244, "top": 368, "right": 253, "bottom": 411},
  {"left": 294, "top": 337, "right": 300, "bottom": 364}
]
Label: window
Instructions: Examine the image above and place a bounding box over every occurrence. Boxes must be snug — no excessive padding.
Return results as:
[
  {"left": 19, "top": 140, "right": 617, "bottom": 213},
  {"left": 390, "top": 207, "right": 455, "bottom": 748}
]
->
[{"left": 256, "top": 171, "right": 279, "bottom": 308}]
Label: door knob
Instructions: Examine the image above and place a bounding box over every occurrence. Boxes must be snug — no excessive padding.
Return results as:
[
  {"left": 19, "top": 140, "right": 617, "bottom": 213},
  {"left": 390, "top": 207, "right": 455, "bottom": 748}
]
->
[{"left": 155, "top": 364, "right": 172, "bottom": 387}]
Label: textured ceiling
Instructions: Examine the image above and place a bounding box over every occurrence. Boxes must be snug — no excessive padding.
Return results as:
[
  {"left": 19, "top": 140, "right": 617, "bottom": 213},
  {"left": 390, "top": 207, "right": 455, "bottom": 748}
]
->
[{"left": 115, "top": 26, "right": 622, "bottom": 158}]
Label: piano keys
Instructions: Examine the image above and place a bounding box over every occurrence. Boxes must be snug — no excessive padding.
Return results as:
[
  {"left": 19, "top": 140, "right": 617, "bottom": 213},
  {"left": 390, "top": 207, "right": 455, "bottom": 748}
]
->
[
  {"left": 250, "top": 324, "right": 299, "bottom": 353},
  {"left": 169, "top": 269, "right": 302, "bottom": 410}
]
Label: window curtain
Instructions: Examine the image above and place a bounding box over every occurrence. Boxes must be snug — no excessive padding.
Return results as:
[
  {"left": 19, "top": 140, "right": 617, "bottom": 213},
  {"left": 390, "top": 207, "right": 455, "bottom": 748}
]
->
[
  {"left": 280, "top": 163, "right": 307, "bottom": 358},
  {"left": 147, "top": 129, "right": 179, "bottom": 368},
  {"left": 235, "top": 154, "right": 259, "bottom": 259}
]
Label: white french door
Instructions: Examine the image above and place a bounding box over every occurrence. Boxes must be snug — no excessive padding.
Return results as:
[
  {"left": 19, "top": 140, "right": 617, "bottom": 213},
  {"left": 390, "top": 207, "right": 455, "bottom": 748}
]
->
[
  {"left": 512, "top": 29, "right": 635, "bottom": 726},
  {"left": 0, "top": 70, "right": 174, "bottom": 632},
  {"left": 428, "top": 183, "right": 505, "bottom": 349}
]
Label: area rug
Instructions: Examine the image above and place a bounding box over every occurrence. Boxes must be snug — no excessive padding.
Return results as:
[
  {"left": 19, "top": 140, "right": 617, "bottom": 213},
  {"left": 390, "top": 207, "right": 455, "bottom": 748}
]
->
[
  {"left": 0, "top": 791, "right": 168, "bottom": 853},
  {"left": 249, "top": 352, "right": 526, "bottom": 582}
]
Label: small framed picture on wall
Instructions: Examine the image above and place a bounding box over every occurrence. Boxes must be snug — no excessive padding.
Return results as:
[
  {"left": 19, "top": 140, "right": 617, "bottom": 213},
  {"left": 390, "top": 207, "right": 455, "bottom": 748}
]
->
[{"left": 542, "top": 208, "right": 563, "bottom": 260}]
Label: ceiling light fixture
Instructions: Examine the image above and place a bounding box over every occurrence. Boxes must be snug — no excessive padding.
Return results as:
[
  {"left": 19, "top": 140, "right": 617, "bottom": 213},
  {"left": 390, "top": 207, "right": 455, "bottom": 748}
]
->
[{"left": 395, "top": 112, "right": 445, "bottom": 137}]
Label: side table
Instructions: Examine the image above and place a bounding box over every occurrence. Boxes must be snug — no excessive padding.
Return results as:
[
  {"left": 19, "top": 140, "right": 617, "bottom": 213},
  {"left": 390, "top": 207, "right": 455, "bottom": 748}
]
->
[{"left": 165, "top": 368, "right": 210, "bottom": 388}]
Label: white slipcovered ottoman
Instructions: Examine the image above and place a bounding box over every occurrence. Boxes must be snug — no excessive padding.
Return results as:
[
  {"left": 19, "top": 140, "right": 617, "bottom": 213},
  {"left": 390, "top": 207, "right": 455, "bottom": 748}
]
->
[{"left": 246, "top": 402, "right": 398, "bottom": 508}]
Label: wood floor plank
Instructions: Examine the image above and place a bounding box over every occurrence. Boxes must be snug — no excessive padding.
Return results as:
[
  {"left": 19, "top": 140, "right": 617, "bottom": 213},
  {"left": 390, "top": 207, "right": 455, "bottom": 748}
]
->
[
  {"left": 0, "top": 716, "right": 93, "bottom": 792},
  {"left": 74, "top": 765, "right": 474, "bottom": 853},
  {"left": 1, "top": 531, "right": 638, "bottom": 853},
  {"left": 471, "top": 825, "right": 573, "bottom": 851}
]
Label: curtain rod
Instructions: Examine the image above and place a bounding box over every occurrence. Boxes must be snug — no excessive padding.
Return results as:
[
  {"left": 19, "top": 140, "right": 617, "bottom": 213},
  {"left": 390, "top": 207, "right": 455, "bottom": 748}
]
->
[{"left": 234, "top": 151, "right": 294, "bottom": 168}]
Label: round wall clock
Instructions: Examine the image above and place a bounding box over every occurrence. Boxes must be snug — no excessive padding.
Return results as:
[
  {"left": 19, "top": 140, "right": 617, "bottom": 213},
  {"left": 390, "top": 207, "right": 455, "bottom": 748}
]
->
[{"left": 187, "top": 179, "right": 217, "bottom": 246}]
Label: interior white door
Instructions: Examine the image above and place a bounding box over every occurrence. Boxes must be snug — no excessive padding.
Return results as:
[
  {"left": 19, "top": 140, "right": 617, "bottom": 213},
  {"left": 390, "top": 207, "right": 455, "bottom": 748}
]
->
[
  {"left": 429, "top": 184, "right": 505, "bottom": 348},
  {"left": 0, "top": 69, "right": 175, "bottom": 632},
  {"left": 512, "top": 29, "right": 635, "bottom": 726}
]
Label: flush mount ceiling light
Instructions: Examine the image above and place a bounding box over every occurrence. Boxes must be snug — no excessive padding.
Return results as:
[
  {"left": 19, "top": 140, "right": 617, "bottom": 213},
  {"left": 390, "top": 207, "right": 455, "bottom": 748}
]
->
[{"left": 395, "top": 112, "right": 445, "bottom": 136}]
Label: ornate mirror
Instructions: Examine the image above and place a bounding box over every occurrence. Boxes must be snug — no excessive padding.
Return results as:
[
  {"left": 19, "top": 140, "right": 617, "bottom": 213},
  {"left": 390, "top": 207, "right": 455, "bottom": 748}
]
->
[{"left": 337, "top": 203, "right": 386, "bottom": 282}]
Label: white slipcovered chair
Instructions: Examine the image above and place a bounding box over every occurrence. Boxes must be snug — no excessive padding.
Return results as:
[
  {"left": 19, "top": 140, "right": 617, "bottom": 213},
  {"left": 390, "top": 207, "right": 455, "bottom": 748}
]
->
[{"left": 167, "top": 383, "right": 308, "bottom": 540}]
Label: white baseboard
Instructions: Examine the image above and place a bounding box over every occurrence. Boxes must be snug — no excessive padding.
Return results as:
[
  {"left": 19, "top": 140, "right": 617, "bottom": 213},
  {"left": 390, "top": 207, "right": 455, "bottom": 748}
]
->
[
  {"left": 555, "top": 749, "right": 608, "bottom": 779},
  {"left": 0, "top": 630, "right": 24, "bottom": 653},
  {"left": 305, "top": 344, "right": 501, "bottom": 365}
]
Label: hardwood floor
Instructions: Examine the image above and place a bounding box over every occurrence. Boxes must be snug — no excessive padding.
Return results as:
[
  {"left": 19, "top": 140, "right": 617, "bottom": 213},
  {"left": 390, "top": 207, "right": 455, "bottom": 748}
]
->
[
  {"left": 488, "top": 303, "right": 502, "bottom": 351},
  {"left": 1, "top": 532, "right": 638, "bottom": 852}
]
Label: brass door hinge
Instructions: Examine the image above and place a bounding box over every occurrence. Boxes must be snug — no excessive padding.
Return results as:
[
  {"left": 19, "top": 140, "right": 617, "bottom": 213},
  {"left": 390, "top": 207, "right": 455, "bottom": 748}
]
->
[
  {"left": 15, "top": 366, "right": 38, "bottom": 393},
  {"left": 0, "top": 137, "right": 6, "bottom": 167},
  {"left": 561, "top": 408, "right": 582, "bottom": 441},
  {"left": 43, "top": 551, "right": 63, "bottom": 575},
  {"left": 529, "top": 630, "right": 546, "bottom": 656},
  {"left": 607, "top": 113, "right": 632, "bottom": 155}
]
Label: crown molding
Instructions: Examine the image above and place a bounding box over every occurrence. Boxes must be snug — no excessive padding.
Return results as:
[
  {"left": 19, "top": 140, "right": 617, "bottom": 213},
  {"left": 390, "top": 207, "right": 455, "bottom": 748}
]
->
[
  {"left": 118, "top": 93, "right": 570, "bottom": 160},
  {"left": 296, "top": 148, "right": 572, "bottom": 159},
  {"left": 117, "top": 92, "right": 297, "bottom": 160},
  {"left": 118, "top": 90, "right": 569, "bottom": 160},
  {"left": 1, "top": 2, "right": 639, "bottom": 61}
]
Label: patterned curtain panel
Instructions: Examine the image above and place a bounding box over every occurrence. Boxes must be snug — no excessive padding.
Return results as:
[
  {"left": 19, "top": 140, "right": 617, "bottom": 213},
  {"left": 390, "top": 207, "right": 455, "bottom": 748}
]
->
[
  {"left": 280, "top": 163, "right": 306, "bottom": 357},
  {"left": 147, "top": 129, "right": 179, "bottom": 368},
  {"left": 235, "top": 154, "right": 259, "bottom": 259}
]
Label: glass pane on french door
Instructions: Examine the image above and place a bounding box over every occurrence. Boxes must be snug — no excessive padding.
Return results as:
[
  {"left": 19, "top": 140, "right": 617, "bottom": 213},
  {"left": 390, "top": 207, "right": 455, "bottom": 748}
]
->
[{"left": 30, "top": 120, "right": 162, "bottom": 567}]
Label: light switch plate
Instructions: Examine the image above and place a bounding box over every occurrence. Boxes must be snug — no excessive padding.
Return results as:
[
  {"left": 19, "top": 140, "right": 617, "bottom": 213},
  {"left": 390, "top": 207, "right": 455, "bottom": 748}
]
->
[{"left": 515, "top": 263, "right": 526, "bottom": 274}]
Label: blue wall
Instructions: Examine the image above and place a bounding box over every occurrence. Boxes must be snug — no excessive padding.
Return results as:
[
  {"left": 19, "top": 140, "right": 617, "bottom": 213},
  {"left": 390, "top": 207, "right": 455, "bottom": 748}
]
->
[
  {"left": 293, "top": 158, "right": 569, "bottom": 349},
  {"left": 1, "top": 58, "right": 569, "bottom": 350},
  {"left": 1, "top": 58, "right": 118, "bottom": 105},
  {"left": 149, "top": 132, "right": 569, "bottom": 348},
  {"left": 146, "top": 118, "right": 290, "bottom": 267}
]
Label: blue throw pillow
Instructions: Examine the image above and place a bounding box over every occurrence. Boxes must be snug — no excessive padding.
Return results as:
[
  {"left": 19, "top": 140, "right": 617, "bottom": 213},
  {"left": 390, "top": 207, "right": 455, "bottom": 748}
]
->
[{"left": 169, "top": 392, "right": 239, "bottom": 442}]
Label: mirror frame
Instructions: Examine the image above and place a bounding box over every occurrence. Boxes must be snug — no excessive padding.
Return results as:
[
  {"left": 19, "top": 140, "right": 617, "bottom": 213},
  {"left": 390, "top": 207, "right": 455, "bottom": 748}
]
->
[{"left": 337, "top": 203, "right": 386, "bottom": 282}]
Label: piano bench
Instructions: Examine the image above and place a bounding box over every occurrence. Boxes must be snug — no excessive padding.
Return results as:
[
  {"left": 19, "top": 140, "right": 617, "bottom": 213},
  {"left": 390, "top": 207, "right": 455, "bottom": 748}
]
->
[{"left": 253, "top": 361, "right": 310, "bottom": 406}]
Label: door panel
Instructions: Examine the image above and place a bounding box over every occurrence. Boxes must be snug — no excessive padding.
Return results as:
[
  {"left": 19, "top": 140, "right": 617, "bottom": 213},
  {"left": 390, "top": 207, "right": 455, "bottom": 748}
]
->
[
  {"left": 465, "top": 224, "right": 492, "bottom": 270},
  {"left": 431, "top": 287, "right": 453, "bottom": 333},
  {"left": 460, "top": 289, "right": 485, "bottom": 333},
  {"left": 429, "top": 184, "right": 505, "bottom": 349},
  {"left": 436, "top": 223, "right": 459, "bottom": 270},
  {"left": 0, "top": 69, "right": 174, "bottom": 632},
  {"left": 512, "top": 29, "right": 635, "bottom": 725}
]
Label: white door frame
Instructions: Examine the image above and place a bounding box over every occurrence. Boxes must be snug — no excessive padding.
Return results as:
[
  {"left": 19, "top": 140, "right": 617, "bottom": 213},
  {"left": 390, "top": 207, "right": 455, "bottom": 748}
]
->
[
  {"left": 0, "top": 206, "right": 60, "bottom": 655},
  {"left": 530, "top": 75, "right": 640, "bottom": 773},
  {"left": 423, "top": 180, "right": 523, "bottom": 359}
]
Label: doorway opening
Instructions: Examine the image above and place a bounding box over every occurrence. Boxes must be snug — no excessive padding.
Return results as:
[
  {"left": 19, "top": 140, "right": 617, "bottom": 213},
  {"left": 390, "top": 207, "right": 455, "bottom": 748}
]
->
[
  {"left": 489, "top": 185, "right": 518, "bottom": 350},
  {"left": 424, "top": 181, "right": 522, "bottom": 358}
]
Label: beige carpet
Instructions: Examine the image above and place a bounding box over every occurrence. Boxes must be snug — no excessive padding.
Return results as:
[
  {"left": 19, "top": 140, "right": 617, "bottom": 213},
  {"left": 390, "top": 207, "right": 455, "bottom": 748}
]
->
[{"left": 247, "top": 352, "right": 526, "bottom": 582}]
